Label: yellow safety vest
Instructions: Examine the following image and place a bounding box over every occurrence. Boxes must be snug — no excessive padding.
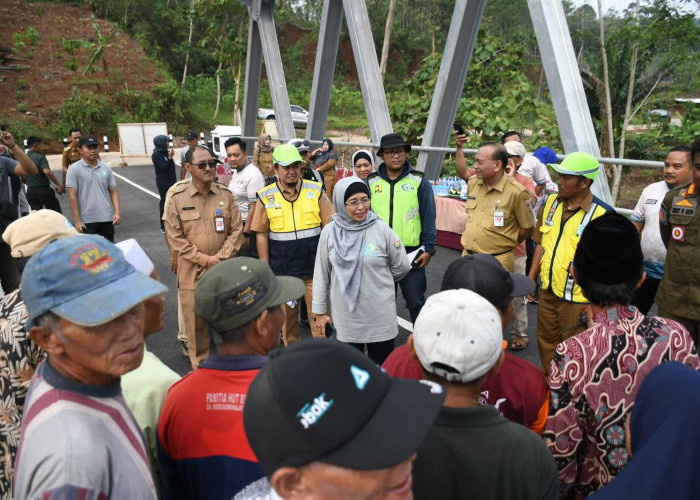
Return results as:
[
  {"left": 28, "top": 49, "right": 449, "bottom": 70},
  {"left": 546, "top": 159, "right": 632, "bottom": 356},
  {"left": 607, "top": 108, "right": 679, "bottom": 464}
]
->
[
  {"left": 257, "top": 180, "right": 323, "bottom": 278},
  {"left": 539, "top": 193, "right": 611, "bottom": 303},
  {"left": 258, "top": 181, "right": 323, "bottom": 239}
]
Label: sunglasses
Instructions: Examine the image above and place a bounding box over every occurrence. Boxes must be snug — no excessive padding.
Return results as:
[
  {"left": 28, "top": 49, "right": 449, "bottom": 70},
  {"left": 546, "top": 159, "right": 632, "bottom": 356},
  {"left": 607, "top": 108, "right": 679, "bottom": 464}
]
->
[{"left": 191, "top": 159, "right": 219, "bottom": 170}]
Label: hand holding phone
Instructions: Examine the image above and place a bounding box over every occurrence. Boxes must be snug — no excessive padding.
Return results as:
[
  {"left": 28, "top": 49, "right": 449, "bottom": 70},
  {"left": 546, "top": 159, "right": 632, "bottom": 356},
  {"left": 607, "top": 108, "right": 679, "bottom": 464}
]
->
[
  {"left": 325, "top": 322, "right": 336, "bottom": 339},
  {"left": 453, "top": 122, "right": 465, "bottom": 136},
  {"left": 411, "top": 249, "right": 426, "bottom": 269}
]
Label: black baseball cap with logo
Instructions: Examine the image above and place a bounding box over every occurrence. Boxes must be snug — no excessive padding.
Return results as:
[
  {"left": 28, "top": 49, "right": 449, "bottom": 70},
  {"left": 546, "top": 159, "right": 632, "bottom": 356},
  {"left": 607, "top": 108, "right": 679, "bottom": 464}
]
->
[
  {"left": 243, "top": 339, "right": 445, "bottom": 476},
  {"left": 186, "top": 130, "right": 198, "bottom": 141},
  {"left": 78, "top": 135, "right": 99, "bottom": 147},
  {"left": 195, "top": 257, "right": 305, "bottom": 343},
  {"left": 441, "top": 254, "right": 535, "bottom": 304}
]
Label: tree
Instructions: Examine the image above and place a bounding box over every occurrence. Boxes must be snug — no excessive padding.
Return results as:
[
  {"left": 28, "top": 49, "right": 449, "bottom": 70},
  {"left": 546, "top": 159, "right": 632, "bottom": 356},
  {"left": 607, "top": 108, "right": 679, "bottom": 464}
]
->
[
  {"left": 379, "top": 0, "right": 397, "bottom": 81},
  {"left": 181, "top": 0, "right": 195, "bottom": 87},
  {"left": 615, "top": 0, "right": 641, "bottom": 202},
  {"left": 597, "top": 0, "right": 616, "bottom": 163},
  {"left": 389, "top": 32, "right": 560, "bottom": 164},
  {"left": 196, "top": 0, "right": 247, "bottom": 121}
]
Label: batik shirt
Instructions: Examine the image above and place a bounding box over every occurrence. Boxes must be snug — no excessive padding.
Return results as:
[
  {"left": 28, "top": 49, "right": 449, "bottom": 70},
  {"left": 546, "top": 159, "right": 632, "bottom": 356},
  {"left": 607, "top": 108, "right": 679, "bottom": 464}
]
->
[
  {"left": 543, "top": 306, "right": 700, "bottom": 499},
  {"left": 0, "top": 289, "right": 45, "bottom": 499}
]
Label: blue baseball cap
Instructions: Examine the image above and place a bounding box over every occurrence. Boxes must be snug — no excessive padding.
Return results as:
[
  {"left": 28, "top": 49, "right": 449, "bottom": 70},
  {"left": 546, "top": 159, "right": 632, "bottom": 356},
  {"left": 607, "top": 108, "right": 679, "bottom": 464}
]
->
[{"left": 21, "top": 235, "right": 168, "bottom": 328}]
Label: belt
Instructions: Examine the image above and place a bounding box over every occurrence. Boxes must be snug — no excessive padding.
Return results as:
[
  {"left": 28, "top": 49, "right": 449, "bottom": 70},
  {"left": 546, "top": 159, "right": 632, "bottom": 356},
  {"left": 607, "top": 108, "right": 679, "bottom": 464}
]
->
[{"left": 466, "top": 249, "right": 513, "bottom": 257}]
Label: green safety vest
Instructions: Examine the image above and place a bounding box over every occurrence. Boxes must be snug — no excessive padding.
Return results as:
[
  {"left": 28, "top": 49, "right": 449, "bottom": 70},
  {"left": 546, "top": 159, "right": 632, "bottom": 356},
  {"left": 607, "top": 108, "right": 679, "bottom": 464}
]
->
[{"left": 368, "top": 171, "right": 422, "bottom": 247}]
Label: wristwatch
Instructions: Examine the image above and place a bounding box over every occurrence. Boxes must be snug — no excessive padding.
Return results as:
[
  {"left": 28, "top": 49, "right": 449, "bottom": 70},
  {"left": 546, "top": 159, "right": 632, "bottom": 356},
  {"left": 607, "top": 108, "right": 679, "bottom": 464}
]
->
[
  {"left": 243, "top": 231, "right": 251, "bottom": 238},
  {"left": 426, "top": 248, "right": 436, "bottom": 256}
]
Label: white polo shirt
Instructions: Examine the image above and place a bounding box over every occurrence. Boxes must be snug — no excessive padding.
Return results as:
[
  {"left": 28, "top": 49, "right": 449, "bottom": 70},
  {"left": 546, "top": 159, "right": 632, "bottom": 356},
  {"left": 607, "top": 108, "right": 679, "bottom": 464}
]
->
[
  {"left": 631, "top": 180, "right": 669, "bottom": 279},
  {"left": 518, "top": 154, "right": 548, "bottom": 186},
  {"left": 227, "top": 163, "right": 265, "bottom": 221}
]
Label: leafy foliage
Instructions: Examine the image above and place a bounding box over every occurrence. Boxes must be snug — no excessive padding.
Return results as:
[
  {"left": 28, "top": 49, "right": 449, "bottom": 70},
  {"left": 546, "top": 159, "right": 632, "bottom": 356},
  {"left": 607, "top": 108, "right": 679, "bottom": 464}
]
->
[{"left": 389, "top": 32, "right": 560, "bottom": 150}]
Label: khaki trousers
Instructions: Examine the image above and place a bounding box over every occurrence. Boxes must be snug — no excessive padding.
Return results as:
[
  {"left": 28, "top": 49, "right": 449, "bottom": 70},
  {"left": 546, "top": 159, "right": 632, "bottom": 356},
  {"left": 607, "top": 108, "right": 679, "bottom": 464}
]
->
[
  {"left": 512, "top": 255, "right": 528, "bottom": 338},
  {"left": 461, "top": 249, "right": 515, "bottom": 272},
  {"left": 177, "top": 292, "right": 187, "bottom": 342},
  {"left": 179, "top": 288, "right": 211, "bottom": 369},
  {"left": 658, "top": 307, "right": 700, "bottom": 356},
  {"left": 537, "top": 288, "right": 588, "bottom": 376},
  {"left": 283, "top": 278, "right": 321, "bottom": 344}
]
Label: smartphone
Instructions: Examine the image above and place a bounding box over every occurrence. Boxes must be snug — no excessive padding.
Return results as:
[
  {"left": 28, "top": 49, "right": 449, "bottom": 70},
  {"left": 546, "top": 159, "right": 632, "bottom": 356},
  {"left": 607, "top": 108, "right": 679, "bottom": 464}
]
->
[
  {"left": 411, "top": 249, "right": 425, "bottom": 269},
  {"left": 453, "top": 122, "right": 465, "bottom": 136},
  {"left": 325, "top": 322, "right": 336, "bottom": 339}
]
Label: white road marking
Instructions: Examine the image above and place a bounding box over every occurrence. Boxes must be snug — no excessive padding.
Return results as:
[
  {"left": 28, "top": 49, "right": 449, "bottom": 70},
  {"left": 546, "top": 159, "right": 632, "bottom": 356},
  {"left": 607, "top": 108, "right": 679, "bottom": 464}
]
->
[
  {"left": 398, "top": 317, "right": 413, "bottom": 332},
  {"left": 111, "top": 169, "right": 417, "bottom": 332},
  {"left": 112, "top": 171, "right": 160, "bottom": 200}
]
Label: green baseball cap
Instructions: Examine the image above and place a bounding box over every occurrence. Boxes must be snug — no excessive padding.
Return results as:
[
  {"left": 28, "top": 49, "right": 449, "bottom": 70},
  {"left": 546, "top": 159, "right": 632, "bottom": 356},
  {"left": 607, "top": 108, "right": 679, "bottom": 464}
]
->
[
  {"left": 548, "top": 152, "right": 601, "bottom": 180},
  {"left": 273, "top": 143, "right": 304, "bottom": 167},
  {"left": 195, "top": 257, "right": 305, "bottom": 343}
]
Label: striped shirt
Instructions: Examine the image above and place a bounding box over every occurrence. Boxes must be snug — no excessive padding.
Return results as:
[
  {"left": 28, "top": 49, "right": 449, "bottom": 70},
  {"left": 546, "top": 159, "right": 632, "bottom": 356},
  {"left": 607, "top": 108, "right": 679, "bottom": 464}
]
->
[{"left": 13, "top": 360, "right": 156, "bottom": 499}]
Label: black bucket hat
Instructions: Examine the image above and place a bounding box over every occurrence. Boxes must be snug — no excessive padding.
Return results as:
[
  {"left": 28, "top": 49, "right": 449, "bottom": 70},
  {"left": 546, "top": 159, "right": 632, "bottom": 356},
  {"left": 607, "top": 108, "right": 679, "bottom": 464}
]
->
[{"left": 377, "top": 133, "right": 411, "bottom": 156}]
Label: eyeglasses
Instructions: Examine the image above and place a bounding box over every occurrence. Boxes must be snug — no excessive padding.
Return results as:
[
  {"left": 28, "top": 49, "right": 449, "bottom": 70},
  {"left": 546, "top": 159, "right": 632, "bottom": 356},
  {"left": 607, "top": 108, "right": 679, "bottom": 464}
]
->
[
  {"left": 345, "top": 197, "right": 371, "bottom": 208},
  {"left": 383, "top": 149, "right": 406, "bottom": 157},
  {"left": 191, "top": 159, "right": 219, "bottom": 170}
]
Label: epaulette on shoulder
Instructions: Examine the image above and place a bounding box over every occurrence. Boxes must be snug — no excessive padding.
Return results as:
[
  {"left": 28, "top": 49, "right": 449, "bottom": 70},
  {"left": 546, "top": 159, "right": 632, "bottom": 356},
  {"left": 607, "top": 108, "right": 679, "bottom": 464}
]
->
[
  {"left": 170, "top": 180, "right": 190, "bottom": 194},
  {"left": 214, "top": 180, "right": 228, "bottom": 188},
  {"left": 411, "top": 170, "right": 425, "bottom": 177},
  {"left": 507, "top": 176, "right": 527, "bottom": 191},
  {"left": 63, "top": 146, "right": 71, "bottom": 152}
]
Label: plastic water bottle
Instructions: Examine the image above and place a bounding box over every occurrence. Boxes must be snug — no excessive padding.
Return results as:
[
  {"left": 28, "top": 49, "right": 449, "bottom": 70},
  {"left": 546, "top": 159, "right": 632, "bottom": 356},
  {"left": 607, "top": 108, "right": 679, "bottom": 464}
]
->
[{"left": 460, "top": 180, "right": 467, "bottom": 201}]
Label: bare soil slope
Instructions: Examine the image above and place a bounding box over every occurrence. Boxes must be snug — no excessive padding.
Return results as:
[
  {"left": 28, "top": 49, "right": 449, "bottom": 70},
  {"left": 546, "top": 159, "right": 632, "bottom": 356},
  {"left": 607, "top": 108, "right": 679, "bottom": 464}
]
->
[{"left": 0, "top": 0, "right": 165, "bottom": 151}]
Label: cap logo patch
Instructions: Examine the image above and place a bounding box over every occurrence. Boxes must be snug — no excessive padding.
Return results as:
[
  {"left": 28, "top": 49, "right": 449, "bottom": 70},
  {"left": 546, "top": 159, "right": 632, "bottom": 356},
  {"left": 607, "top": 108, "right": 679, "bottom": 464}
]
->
[
  {"left": 218, "top": 276, "right": 268, "bottom": 316},
  {"left": 297, "top": 393, "right": 334, "bottom": 429},
  {"left": 350, "top": 365, "right": 370, "bottom": 390},
  {"left": 71, "top": 243, "right": 112, "bottom": 275}
]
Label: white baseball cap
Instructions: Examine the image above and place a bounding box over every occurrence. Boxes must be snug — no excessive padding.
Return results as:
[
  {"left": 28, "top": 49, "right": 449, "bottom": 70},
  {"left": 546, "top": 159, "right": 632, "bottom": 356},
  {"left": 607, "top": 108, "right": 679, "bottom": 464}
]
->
[
  {"left": 504, "top": 141, "right": 527, "bottom": 158},
  {"left": 413, "top": 289, "right": 503, "bottom": 384}
]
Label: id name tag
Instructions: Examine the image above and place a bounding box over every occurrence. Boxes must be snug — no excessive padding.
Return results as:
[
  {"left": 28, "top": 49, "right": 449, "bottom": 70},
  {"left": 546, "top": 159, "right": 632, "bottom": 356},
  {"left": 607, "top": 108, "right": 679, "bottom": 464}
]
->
[
  {"left": 494, "top": 211, "right": 504, "bottom": 227},
  {"left": 215, "top": 216, "right": 225, "bottom": 232}
]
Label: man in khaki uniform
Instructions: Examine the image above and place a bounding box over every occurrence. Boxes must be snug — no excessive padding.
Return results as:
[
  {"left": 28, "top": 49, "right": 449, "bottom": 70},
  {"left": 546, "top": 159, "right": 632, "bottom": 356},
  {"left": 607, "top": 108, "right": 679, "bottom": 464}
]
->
[
  {"left": 165, "top": 146, "right": 243, "bottom": 368},
  {"left": 61, "top": 128, "right": 82, "bottom": 187},
  {"left": 461, "top": 142, "right": 534, "bottom": 272},
  {"left": 163, "top": 178, "right": 192, "bottom": 358},
  {"left": 657, "top": 138, "right": 700, "bottom": 349}
]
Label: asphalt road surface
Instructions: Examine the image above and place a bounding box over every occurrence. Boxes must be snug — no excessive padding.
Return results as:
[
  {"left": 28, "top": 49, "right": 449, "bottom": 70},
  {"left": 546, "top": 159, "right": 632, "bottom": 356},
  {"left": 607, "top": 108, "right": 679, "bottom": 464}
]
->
[{"left": 48, "top": 158, "right": 542, "bottom": 376}]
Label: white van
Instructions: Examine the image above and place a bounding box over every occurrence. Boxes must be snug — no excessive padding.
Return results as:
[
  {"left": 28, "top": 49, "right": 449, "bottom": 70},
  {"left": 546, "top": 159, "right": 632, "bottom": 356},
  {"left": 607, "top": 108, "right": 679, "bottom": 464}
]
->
[{"left": 210, "top": 125, "right": 242, "bottom": 162}]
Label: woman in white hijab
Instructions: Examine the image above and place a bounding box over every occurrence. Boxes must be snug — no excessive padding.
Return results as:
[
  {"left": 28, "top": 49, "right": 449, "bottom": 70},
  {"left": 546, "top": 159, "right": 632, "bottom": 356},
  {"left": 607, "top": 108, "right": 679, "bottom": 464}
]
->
[
  {"left": 352, "top": 149, "right": 375, "bottom": 181},
  {"left": 312, "top": 177, "right": 411, "bottom": 364}
]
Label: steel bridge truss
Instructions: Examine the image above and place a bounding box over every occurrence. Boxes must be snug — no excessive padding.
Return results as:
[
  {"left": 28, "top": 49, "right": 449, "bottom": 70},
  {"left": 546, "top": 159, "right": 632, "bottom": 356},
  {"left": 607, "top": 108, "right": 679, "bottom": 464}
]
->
[{"left": 238, "top": 0, "right": 612, "bottom": 204}]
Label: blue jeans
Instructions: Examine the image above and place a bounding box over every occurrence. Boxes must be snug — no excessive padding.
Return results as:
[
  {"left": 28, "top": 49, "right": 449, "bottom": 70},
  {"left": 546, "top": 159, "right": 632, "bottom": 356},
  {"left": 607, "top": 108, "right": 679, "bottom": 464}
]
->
[{"left": 398, "top": 267, "right": 427, "bottom": 324}]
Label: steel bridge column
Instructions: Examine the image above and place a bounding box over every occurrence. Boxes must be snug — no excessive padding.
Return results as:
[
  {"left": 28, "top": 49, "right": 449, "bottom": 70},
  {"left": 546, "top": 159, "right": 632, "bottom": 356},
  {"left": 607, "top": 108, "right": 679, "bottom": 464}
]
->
[
  {"left": 528, "top": 0, "right": 612, "bottom": 204},
  {"left": 342, "top": 0, "right": 392, "bottom": 144},
  {"left": 417, "top": 0, "right": 488, "bottom": 179},
  {"left": 307, "top": 0, "right": 344, "bottom": 142}
]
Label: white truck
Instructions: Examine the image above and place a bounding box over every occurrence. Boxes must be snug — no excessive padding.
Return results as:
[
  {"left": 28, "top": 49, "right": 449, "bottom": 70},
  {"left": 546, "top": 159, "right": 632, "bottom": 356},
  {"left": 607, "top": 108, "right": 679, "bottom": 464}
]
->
[
  {"left": 210, "top": 125, "right": 242, "bottom": 162},
  {"left": 257, "top": 105, "right": 309, "bottom": 126}
]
